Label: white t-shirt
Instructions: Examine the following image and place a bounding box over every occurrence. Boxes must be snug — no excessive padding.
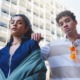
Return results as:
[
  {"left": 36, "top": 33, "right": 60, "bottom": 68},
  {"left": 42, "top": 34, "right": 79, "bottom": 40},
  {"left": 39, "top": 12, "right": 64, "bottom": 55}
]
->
[{"left": 41, "top": 37, "right": 80, "bottom": 80}]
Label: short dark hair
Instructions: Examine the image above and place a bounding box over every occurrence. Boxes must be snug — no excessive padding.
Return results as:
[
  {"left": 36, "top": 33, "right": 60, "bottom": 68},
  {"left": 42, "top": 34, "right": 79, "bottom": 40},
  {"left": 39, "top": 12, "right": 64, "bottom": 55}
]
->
[
  {"left": 9, "top": 14, "right": 33, "bottom": 43},
  {"left": 56, "top": 10, "right": 76, "bottom": 24}
]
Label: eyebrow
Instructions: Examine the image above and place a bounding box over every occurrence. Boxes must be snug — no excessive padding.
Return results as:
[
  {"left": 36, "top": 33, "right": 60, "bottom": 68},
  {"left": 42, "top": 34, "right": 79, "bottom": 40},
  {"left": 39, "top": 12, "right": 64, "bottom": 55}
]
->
[
  {"left": 59, "top": 18, "right": 70, "bottom": 23},
  {"left": 65, "top": 18, "right": 70, "bottom": 20},
  {"left": 10, "top": 20, "right": 24, "bottom": 22}
]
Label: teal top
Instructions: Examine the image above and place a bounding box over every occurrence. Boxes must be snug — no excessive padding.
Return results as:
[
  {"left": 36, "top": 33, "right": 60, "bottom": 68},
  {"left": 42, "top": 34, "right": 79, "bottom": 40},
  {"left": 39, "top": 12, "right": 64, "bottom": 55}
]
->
[{"left": 0, "top": 50, "right": 47, "bottom": 80}]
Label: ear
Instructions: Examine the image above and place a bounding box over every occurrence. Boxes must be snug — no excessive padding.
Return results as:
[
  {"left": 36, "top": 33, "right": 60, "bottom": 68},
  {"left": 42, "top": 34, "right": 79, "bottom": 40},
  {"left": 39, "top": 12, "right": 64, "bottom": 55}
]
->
[{"left": 75, "top": 20, "right": 77, "bottom": 25}]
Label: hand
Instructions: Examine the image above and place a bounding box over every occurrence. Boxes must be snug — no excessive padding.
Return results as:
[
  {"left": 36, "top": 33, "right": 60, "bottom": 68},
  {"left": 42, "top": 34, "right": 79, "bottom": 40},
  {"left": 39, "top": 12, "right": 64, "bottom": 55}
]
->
[{"left": 31, "top": 33, "right": 43, "bottom": 42}]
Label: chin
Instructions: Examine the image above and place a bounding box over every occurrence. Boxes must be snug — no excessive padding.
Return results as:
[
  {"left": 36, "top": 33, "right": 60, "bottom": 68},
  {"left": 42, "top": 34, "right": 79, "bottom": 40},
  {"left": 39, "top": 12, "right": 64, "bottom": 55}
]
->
[
  {"left": 11, "top": 33, "right": 18, "bottom": 36},
  {"left": 66, "top": 31, "right": 72, "bottom": 35}
]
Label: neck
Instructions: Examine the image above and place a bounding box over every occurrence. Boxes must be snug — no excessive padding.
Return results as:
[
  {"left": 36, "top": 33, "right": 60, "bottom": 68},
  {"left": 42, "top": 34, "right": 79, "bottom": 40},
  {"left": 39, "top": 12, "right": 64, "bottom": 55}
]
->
[
  {"left": 66, "top": 33, "right": 80, "bottom": 43},
  {"left": 12, "top": 36, "right": 22, "bottom": 45}
]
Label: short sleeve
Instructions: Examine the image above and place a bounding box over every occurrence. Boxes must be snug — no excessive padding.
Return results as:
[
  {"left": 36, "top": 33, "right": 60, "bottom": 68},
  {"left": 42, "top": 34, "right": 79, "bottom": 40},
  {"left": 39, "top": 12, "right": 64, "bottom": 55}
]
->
[{"left": 41, "top": 44, "right": 50, "bottom": 60}]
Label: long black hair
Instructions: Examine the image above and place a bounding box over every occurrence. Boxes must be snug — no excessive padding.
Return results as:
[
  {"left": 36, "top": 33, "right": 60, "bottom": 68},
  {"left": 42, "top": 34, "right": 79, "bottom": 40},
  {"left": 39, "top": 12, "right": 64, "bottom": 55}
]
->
[{"left": 9, "top": 14, "right": 33, "bottom": 43}]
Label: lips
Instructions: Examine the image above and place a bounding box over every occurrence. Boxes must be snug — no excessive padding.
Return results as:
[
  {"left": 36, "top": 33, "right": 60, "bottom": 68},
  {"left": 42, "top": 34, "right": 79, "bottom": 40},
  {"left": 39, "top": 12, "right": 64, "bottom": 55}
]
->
[
  {"left": 11, "top": 28, "right": 17, "bottom": 31},
  {"left": 64, "top": 28, "right": 72, "bottom": 34},
  {"left": 65, "top": 28, "right": 70, "bottom": 32}
]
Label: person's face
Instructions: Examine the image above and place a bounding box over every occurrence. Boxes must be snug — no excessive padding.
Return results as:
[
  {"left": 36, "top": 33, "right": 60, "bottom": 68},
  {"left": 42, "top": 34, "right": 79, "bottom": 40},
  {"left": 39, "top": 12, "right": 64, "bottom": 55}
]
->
[
  {"left": 58, "top": 16, "right": 77, "bottom": 35},
  {"left": 9, "top": 16, "right": 28, "bottom": 36}
]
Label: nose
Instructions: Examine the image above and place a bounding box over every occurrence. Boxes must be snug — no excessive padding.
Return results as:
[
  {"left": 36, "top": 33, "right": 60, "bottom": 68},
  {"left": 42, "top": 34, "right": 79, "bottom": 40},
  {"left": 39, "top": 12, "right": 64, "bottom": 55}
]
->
[
  {"left": 13, "top": 22, "right": 17, "bottom": 26},
  {"left": 63, "top": 22, "right": 68, "bottom": 28}
]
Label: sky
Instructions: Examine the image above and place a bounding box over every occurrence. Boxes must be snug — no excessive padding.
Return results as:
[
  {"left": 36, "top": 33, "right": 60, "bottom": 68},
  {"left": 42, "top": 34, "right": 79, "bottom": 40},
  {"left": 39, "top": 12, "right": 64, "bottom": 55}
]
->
[{"left": 58, "top": 0, "right": 80, "bottom": 33}]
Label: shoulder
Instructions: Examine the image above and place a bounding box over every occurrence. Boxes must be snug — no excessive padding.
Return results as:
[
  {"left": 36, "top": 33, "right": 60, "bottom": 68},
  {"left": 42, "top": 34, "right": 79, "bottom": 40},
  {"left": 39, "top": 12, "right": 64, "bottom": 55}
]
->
[
  {"left": 41, "top": 39, "right": 64, "bottom": 50},
  {"left": 0, "top": 45, "right": 8, "bottom": 55},
  {"left": 23, "top": 39, "right": 40, "bottom": 50},
  {"left": 24, "top": 39, "right": 39, "bottom": 46},
  {"left": 49, "top": 38, "right": 65, "bottom": 46}
]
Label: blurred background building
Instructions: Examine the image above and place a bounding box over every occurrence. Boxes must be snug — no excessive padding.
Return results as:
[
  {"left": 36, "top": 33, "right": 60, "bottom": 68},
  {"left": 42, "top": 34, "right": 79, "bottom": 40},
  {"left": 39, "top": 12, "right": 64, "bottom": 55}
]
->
[{"left": 0, "top": 0, "right": 67, "bottom": 80}]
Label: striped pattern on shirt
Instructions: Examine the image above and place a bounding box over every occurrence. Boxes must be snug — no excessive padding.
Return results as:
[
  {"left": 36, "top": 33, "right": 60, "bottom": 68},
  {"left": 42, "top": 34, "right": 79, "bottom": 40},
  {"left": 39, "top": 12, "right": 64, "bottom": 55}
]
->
[{"left": 41, "top": 38, "right": 80, "bottom": 80}]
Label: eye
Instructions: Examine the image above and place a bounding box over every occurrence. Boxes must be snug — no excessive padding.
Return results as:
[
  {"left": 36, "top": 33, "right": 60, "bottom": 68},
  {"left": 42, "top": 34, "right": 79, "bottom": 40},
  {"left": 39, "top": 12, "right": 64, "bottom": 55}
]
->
[
  {"left": 10, "top": 20, "right": 14, "bottom": 24},
  {"left": 65, "top": 19, "right": 70, "bottom": 22},
  {"left": 59, "top": 22, "right": 63, "bottom": 26},
  {"left": 17, "top": 20, "right": 23, "bottom": 24},
  {"left": 18, "top": 21, "right": 22, "bottom": 24}
]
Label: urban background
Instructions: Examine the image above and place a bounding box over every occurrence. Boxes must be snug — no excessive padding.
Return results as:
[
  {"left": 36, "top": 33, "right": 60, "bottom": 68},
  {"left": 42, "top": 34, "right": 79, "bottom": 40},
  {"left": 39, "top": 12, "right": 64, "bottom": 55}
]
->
[{"left": 0, "top": 0, "right": 70, "bottom": 80}]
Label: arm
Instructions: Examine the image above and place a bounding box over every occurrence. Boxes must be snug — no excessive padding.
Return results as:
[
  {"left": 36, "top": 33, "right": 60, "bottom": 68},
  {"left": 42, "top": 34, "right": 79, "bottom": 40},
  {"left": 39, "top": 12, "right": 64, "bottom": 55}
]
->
[
  {"left": 41, "top": 44, "right": 50, "bottom": 60},
  {"left": 31, "top": 33, "right": 50, "bottom": 60}
]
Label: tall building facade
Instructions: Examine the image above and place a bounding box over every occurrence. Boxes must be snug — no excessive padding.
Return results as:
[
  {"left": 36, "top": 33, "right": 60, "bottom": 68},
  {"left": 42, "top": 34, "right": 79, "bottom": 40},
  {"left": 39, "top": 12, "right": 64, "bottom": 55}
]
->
[{"left": 0, "top": 0, "right": 66, "bottom": 48}]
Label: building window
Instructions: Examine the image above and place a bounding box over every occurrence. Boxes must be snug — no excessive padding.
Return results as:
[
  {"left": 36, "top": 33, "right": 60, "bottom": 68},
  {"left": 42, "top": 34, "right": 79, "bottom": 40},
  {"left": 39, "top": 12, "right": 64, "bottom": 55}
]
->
[
  {"left": 2, "top": 9, "right": 9, "bottom": 14},
  {"left": 10, "top": 12, "right": 15, "bottom": 16},
  {"left": 28, "top": 0, "right": 31, "bottom": 1},
  {"left": 40, "top": 25, "right": 43, "bottom": 29},
  {"left": 11, "top": 0, "right": 17, "bottom": 5},
  {"left": 0, "top": 37, "right": 6, "bottom": 42},
  {"left": 5, "top": 0, "right": 10, "bottom": 1},
  {"left": 33, "top": 23, "right": 38, "bottom": 27},
  {"left": 33, "top": 11, "right": 38, "bottom": 16},
  {"left": 51, "top": 30, "right": 54, "bottom": 34},
  {"left": 0, "top": 22, "right": 7, "bottom": 28},
  {"left": 27, "top": 8, "right": 31, "bottom": 12}
]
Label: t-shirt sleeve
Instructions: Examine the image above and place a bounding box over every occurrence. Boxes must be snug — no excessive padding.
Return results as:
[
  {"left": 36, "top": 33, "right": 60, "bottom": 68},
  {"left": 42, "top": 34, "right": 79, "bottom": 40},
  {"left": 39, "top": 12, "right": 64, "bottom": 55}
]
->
[{"left": 41, "top": 44, "right": 50, "bottom": 60}]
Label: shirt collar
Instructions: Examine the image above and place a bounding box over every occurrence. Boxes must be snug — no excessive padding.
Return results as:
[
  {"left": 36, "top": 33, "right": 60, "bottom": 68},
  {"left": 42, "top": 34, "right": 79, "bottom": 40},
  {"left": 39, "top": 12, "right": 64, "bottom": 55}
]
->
[{"left": 63, "top": 35, "right": 80, "bottom": 46}]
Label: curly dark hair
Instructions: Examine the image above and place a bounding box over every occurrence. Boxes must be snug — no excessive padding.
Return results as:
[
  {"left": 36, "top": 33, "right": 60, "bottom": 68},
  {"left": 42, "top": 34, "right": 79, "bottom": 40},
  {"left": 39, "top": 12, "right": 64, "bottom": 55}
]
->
[{"left": 56, "top": 10, "right": 76, "bottom": 24}]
